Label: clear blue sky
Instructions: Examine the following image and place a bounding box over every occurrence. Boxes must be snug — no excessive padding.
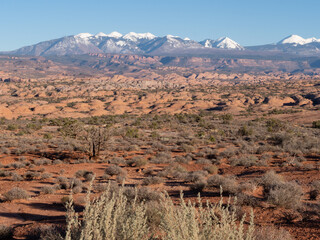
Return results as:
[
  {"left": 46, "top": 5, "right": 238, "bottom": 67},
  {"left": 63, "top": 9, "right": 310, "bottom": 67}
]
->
[{"left": 1, "top": 0, "right": 320, "bottom": 51}]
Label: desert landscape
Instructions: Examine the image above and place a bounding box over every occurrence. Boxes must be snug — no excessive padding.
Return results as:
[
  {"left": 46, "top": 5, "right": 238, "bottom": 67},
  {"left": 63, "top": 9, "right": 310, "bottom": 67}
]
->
[
  {"left": 0, "top": 52, "right": 319, "bottom": 239},
  {"left": 1, "top": 1, "right": 320, "bottom": 239}
]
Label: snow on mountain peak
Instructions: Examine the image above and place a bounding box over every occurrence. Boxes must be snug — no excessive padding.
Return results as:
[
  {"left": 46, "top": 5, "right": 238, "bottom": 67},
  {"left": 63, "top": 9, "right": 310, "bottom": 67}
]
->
[
  {"left": 214, "top": 37, "right": 244, "bottom": 50},
  {"left": 75, "top": 33, "right": 93, "bottom": 39},
  {"left": 106, "top": 31, "right": 123, "bottom": 38},
  {"left": 278, "top": 35, "right": 305, "bottom": 45},
  {"left": 95, "top": 32, "right": 108, "bottom": 38},
  {"left": 166, "top": 35, "right": 180, "bottom": 39},
  {"left": 278, "top": 35, "right": 320, "bottom": 45},
  {"left": 123, "top": 32, "right": 156, "bottom": 41},
  {"left": 184, "top": 37, "right": 191, "bottom": 41}
]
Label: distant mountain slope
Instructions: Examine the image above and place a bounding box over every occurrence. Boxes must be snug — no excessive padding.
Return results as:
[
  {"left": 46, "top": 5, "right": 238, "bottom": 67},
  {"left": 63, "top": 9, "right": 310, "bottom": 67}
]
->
[
  {"left": 8, "top": 32, "right": 244, "bottom": 56},
  {"left": 5, "top": 32, "right": 320, "bottom": 57}
]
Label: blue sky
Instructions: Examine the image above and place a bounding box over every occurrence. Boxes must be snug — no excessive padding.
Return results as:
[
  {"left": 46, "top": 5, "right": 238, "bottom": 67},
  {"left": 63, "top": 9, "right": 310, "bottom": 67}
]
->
[{"left": 1, "top": 0, "right": 320, "bottom": 51}]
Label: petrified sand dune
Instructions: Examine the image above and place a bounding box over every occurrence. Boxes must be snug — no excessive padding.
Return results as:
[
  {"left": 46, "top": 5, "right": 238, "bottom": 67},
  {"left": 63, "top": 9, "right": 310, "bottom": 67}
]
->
[{"left": 0, "top": 105, "right": 13, "bottom": 119}]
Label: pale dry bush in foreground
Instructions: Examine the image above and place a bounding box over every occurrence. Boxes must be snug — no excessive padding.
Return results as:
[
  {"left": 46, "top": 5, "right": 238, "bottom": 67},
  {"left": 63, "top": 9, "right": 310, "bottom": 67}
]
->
[{"left": 64, "top": 184, "right": 255, "bottom": 240}]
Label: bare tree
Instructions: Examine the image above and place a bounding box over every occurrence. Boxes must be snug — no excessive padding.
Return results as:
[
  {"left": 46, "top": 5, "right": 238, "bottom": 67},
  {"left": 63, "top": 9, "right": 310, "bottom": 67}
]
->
[{"left": 85, "top": 126, "right": 108, "bottom": 159}]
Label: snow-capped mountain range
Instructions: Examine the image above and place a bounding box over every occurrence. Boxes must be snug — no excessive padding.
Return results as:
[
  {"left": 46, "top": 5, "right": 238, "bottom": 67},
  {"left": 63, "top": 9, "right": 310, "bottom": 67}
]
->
[
  {"left": 9, "top": 31, "right": 245, "bottom": 56},
  {"left": 6, "top": 32, "right": 320, "bottom": 56}
]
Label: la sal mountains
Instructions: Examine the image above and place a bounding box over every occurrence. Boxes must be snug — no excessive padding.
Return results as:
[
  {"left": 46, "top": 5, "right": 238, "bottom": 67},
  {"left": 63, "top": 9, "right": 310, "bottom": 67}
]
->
[{"left": 4, "top": 32, "right": 320, "bottom": 57}]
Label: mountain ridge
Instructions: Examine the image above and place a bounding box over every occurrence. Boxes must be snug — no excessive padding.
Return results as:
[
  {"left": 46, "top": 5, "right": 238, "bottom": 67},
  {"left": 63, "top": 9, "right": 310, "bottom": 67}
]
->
[{"left": 4, "top": 32, "right": 320, "bottom": 57}]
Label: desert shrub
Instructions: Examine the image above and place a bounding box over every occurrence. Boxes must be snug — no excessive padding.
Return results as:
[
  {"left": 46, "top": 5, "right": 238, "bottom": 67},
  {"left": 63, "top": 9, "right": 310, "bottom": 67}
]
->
[
  {"left": 0, "top": 147, "right": 10, "bottom": 154},
  {"left": 3, "top": 187, "right": 29, "bottom": 201},
  {"left": 61, "top": 196, "right": 72, "bottom": 205},
  {"left": 254, "top": 226, "right": 293, "bottom": 240},
  {"left": 158, "top": 163, "right": 187, "bottom": 179},
  {"left": 203, "top": 165, "right": 218, "bottom": 174},
  {"left": 56, "top": 176, "right": 70, "bottom": 189},
  {"left": 266, "top": 119, "right": 285, "bottom": 132},
  {"left": 65, "top": 185, "right": 255, "bottom": 240},
  {"left": 72, "top": 186, "right": 83, "bottom": 194},
  {"left": 267, "top": 181, "right": 303, "bottom": 209},
  {"left": 189, "top": 179, "right": 207, "bottom": 192},
  {"left": 180, "top": 143, "right": 195, "bottom": 153},
  {"left": 238, "top": 125, "right": 253, "bottom": 136},
  {"left": 26, "top": 225, "right": 64, "bottom": 240},
  {"left": 152, "top": 142, "right": 168, "bottom": 151},
  {"left": 309, "top": 180, "right": 320, "bottom": 200},
  {"left": 109, "top": 157, "right": 125, "bottom": 165},
  {"left": 83, "top": 172, "right": 95, "bottom": 182},
  {"left": 41, "top": 172, "right": 52, "bottom": 179},
  {"left": 7, "top": 124, "right": 18, "bottom": 131},
  {"left": 71, "top": 178, "right": 83, "bottom": 189},
  {"left": 105, "top": 165, "right": 124, "bottom": 176},
  {"left": 309, "top": 190, "right": 318, "bottom": 200},
  {"left": 125, "top": 127, "right": 139, "bottom": 138},
  {"left": 259, "top": 170, "right": 284, "bottom": 195},
  {"left": 142, "top": 176, "right": 164, "bottom": 185},
  {"left": 150, "top": 152, "right": 172, "bottom": 164},
  {"left": 236, "top": 193, "right": 259, "bottom": 207},
  {"left": 207, "top": 175, "right": 239, "bottom": 195},
  {"left": 174, "top": 155, "right": 190, "bottom": 164},
  {"left": 312, "top": 120, "right": 320, "bottom": 129},
  {"left": 196, "top": 158, "right": 212, "bottom": 165},
  {"left": 126, "top": 156, "right": 148, "bottom": 167},
  {"left": 53, "top": 159, "right": 63, "bottom": 165},
  {"left": 239, "top": 182, "right": 256, "bottom": 192},
  {"left": 41, "top": 186, "right": 56, "bottom": 194},
  {"left": 94, "top": 183, "right": 109, "bottom": 193},
  {"left": 11, "top": 173, "right": 23, "bottom": 181},
  {"left": 220, "top": 147, "right": 239, "bottom": 158},
  {"left": 0, "top": 170, "right": 11, "bottom": 177},
  {"left": 137, "top": 187, "right": 163, "bottom": 202},
  {"left": 311, "top": 180, "right": 320, "bottom": 191},
  {"left": 10, "top": 162, "right": 26, "bottom": 169},
  {"left": 229, "top": 155, "right": 266, "bottom": 167},
  {"left": 0, "top": 225, "right": 14, "bottom": 240},
  {"left": 75, "top": 170, "right": 86, "bottom": 178},
  {"left": 220, "top": 113, "right": 233, "bottom": 123},
  {"left": 142, "top": 168, "right": 155, "bottom": 176},
  {"left": 116, "top": 174, "right": 126, "bottom": 184},
  {"left": 185, "top": 171, "right": 207, "bottom": 183},
  {"left": 23, "top": 171, "right": 40, "bottom": 181}
]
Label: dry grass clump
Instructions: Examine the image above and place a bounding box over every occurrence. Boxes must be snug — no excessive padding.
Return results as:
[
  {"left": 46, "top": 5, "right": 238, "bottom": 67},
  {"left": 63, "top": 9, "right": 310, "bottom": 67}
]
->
[
  {"left": 64, "top": 185, "right": 255, "bottom": 240},
  {"left": 3, "top": 187, "right": 29, "bottom": 201}
]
